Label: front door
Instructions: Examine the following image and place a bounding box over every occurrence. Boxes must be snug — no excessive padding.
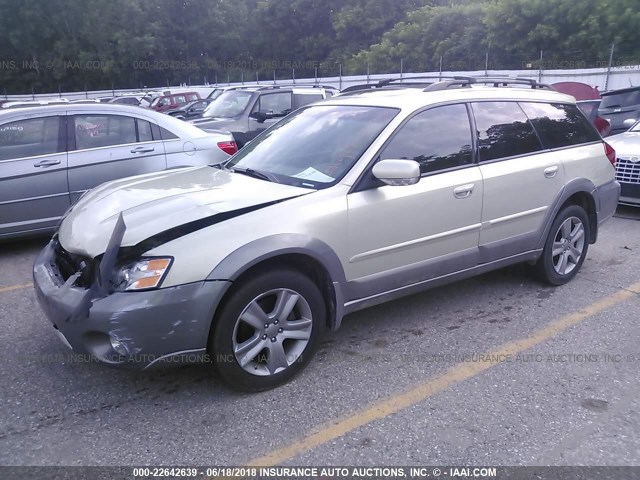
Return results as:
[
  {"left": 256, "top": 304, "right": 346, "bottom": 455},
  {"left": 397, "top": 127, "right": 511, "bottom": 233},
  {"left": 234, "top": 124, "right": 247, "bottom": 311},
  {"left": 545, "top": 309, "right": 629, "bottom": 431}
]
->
[{"left": 346, "top": 103, "right": 483, "bottom": 300}]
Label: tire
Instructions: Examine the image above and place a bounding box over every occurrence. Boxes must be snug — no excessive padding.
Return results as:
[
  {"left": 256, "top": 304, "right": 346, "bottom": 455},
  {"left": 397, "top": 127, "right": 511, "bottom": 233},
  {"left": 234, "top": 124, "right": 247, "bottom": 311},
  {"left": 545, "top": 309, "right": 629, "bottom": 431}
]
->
[
  {"left": 534, "top": 204, "right": 590, "bottom": 286},
  {"left": 210, "top": 268, "right": 326, "bottom": 391}
]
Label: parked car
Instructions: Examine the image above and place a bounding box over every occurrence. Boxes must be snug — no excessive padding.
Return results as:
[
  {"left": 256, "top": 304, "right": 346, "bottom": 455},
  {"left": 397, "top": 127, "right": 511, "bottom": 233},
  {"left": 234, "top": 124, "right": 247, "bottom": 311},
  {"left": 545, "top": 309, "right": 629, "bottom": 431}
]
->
[
  {"left": 551, "top": 81, "right": 600, "bottom": 101},
  {"left": 598, "top": 85, "right": 640, "bottom": 135},
  {"left": 0, "top": 104, "right": 236, "bottom": 239},
  {"left": 33, "top": 77, "right": 619, "bottom": 391},
  {"left": 1, "top": 99, "right": 70, "bottom": 109},
  {"left": 577, "top": 100, "right": 611, "bottom": 137},
  {"left": 165, "top": 99, "right": 213, "bottom": 120},
  {"left": 191, "top": 84, "right": 338, "bottom": 147},
  {"left": 606, "top": 119, "right": 640, "bottom": 206},
  {"left": 150, "top": 92, "right": 201, "bottom": 112}
]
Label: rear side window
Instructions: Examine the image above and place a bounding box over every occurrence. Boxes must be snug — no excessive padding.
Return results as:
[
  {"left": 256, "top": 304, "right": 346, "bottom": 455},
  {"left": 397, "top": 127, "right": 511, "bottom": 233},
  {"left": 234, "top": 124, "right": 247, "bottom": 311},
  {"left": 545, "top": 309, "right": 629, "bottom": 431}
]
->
[
  {"left": 380, "top": 104, "right": 473, "bottom": 174},
  {"left": 471, "top": 102, "right": 543, "bottom": 162},
  {"left": 520, "top": 102, "right": 600, "bottom": 149},
  {"left": 0, "top": 116, "right": 61, "bottom": 160},
  {"left": 187, "top": 93, "right": 199, "bottom": 101},
  {"left": 137, "top": 119, "right": 154, "bottom": 142},
  {"left": 173, "top": 95, "right": 187, "bottom": 105},
  {"left": 294, "top": 94, "right": 323, "bottom": 108},
  {"left": 159, "top": 126, "right": 178, "bottom": 140},
  {"left": 74, "top": 115, "right": 137, "bottom": 150}
]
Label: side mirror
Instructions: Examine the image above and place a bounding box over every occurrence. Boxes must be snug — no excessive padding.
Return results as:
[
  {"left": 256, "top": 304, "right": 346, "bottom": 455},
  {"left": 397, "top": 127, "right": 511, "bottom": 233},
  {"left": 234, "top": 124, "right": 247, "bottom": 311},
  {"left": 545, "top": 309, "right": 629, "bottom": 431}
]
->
[
  {"left": 372, "top": 159, "right": 420, "bottom": 186},
  {"left": 250, "top": 111, "right": 268, "bottom": 123},
  {"left": 623, "top": 118, "right": 637, "bottom": 129}
]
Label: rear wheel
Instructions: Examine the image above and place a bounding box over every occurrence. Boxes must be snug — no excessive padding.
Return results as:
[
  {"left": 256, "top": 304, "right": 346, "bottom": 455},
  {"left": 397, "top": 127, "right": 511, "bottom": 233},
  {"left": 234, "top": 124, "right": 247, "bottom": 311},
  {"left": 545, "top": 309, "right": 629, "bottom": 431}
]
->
[
  {"left": 210, "top": 268, "right": 326, "bottom": 391},
  {"left": 534, "top": 204, "right": 590, "bottom": 285}
]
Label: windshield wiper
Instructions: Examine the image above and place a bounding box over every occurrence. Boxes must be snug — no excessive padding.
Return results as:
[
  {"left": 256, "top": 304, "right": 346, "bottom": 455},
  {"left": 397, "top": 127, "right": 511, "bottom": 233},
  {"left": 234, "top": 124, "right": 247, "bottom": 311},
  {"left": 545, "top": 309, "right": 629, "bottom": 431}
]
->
[{"left": 231, "top": 167, "right": 279, "bottom": 183}]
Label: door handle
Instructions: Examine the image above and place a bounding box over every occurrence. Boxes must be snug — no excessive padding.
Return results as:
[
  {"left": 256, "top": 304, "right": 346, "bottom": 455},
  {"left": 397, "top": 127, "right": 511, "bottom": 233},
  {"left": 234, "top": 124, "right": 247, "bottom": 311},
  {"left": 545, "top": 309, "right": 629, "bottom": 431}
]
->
[
  {"left": 130, "top": 146, "right": 155, "bottom": 153},
  {"left": 33, "top": 159, "right": 61, "bottom": 167},
  {"left": 453, "top": 183, "right": 474, "bottom": 199},
  {"left": 544, "top": 166, "right": 559, "bottom": 178}
]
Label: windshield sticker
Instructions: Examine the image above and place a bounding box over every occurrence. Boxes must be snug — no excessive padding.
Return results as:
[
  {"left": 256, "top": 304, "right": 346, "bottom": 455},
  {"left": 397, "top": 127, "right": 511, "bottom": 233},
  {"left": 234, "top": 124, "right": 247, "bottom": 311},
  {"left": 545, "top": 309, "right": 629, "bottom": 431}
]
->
[{"left": 292, "top": 167, "right": 334, "bottom": 183}]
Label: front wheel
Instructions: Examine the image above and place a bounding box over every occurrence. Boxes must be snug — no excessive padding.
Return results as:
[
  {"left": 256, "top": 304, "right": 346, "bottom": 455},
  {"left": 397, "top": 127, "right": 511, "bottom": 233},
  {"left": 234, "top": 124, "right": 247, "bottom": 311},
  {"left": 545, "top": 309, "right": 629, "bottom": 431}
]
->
[
  {"left": 210, "top": 268, "right": 326, "bottom": 391},
  {"left": 534, "top": 204, "right": 590, "bottom": 286}
]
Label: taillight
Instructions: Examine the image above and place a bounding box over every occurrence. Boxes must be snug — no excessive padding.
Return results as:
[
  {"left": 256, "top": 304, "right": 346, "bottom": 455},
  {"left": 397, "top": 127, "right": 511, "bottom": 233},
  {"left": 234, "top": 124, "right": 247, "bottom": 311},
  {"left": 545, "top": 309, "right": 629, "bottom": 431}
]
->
[
  {"left": 604, "top": 142, "right": 616, "bottom": 167},
  {"left": 217, "top": 141, "right": 238, "bottom": 156}
]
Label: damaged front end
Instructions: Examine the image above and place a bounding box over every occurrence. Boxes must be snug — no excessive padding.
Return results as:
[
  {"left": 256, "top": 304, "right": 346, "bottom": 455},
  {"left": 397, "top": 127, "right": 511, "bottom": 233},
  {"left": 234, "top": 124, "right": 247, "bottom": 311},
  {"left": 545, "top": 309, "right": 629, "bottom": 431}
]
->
[{"left": 33, "top": 213, "right": 227, "bottom": 369}]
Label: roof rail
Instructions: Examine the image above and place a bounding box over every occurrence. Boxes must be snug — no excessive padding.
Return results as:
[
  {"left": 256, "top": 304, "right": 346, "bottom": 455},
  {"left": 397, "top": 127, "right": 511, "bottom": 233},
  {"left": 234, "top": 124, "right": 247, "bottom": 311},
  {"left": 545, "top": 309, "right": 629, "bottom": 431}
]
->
[
  {"left": 470, "top": 77, "right": 553, "bottom": 90},
  {"left": 377, "top": 75, "right": 473, "bottom": 87},
  {"left": 254, "top": 83, "right": 339, "bottom": 91},
  {"left": 422, "top": 76, "right": 553, "bottom": 92}
]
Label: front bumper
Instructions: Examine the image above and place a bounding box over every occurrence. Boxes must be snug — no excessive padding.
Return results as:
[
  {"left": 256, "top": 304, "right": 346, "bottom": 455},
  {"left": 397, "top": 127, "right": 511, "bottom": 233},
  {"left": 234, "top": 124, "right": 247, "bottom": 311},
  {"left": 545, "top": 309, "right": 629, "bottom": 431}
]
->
[
  {"left": 33, "top": 240, "right": 231, "bottom": 368},
  {"left": 619, "top": 182, "right": 640, "bottom": 207}
]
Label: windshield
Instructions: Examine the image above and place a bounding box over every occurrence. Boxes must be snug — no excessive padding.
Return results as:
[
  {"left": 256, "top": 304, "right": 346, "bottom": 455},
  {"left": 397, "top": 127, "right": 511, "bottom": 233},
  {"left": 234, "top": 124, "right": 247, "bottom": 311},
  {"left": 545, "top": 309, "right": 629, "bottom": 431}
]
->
[
  {"left": 631, "top": 121, "right": 640, "bottom": 132},
  {"left": 207, "top": 88, "right": 224, "bottom": 100},
  {"left": 225, "top": 105, "right": 398, "bottom": 189},
  {"left": 203, "top": 90, "right": 253, "bottom": 118},
  {"left": 600, "top": 89, "right": 640, "bottom": 109}
]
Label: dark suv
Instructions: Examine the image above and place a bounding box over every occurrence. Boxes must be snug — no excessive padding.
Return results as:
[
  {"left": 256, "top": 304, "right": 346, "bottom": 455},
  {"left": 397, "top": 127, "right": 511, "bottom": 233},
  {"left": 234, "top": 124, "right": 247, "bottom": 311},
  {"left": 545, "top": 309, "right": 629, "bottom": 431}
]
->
[
  {"left": 598, "top": 86, "right": 640, "bottom": 135},
  {"left": 190, "top": 84, "right": 338, "bottom": 147}
]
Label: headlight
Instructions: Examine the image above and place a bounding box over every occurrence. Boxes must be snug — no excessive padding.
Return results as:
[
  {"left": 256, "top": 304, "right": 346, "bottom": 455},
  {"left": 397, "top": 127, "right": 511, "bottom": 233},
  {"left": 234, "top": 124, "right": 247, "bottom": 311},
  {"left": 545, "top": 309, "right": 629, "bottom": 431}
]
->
[{"left": 116, "top": 257, "right": 173, "bottom": 291}]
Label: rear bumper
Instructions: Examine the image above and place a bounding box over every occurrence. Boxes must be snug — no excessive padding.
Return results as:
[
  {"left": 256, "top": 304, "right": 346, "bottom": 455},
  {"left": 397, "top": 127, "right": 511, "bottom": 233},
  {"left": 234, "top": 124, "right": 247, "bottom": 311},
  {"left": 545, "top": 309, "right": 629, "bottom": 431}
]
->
[
  {"left": 595, "top": 180, "right": 621, "bottom": 225},
  {"left": 33, "top": 240, "right": 231, "bottom": 369}
]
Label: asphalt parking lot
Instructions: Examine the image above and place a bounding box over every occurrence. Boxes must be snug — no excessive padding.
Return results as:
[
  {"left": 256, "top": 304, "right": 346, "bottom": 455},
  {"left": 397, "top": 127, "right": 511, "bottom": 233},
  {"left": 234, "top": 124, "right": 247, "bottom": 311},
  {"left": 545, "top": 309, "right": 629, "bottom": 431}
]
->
[{"left": 1, "top": 206, "right": 640, "bottom": 467}]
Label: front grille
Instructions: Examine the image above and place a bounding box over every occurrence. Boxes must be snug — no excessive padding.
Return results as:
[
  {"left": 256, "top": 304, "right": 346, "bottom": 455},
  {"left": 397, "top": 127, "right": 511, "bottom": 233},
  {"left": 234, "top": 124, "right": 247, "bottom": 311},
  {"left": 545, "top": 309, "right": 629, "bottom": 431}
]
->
[
  {"left": 53, "top": 240, "right": 95, "bottom": 288},
  {"left": 615, "top": 158, "right": 640, "bottom": 185}
]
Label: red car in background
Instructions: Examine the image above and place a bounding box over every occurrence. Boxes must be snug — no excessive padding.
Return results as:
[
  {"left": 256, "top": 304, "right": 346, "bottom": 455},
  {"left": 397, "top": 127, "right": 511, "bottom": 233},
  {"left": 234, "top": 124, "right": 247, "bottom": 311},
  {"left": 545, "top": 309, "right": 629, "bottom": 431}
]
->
[
  {"left": 150, "top": 91, "right": 201, "bottom": 112},
  {"left": 551, "top": 82, "right": 610, "bottom": 137}
]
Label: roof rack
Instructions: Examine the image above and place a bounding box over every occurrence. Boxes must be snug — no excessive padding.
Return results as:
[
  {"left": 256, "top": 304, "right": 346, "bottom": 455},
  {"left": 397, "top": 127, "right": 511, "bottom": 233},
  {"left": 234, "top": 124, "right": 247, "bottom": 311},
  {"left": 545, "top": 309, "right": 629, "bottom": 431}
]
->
[
  {"left": 341, "top": 75, "right": 473, "bottom": 94},
  {"left": 422, "top": 76, "right": 552, "bottom": 92},
  {"left": 253, "top": 83, "right": 339, "bottom": 91}
]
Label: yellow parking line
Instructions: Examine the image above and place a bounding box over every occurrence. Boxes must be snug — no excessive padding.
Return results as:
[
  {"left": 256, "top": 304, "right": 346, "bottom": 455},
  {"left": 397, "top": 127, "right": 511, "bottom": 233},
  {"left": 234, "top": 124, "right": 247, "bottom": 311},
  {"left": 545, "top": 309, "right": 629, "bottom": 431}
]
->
[
  {"left": 0, "top": 282, "right": 33, "bottom": 294},
  {"left": 247, "top": 281, "right": 640, "bottom": 467}
]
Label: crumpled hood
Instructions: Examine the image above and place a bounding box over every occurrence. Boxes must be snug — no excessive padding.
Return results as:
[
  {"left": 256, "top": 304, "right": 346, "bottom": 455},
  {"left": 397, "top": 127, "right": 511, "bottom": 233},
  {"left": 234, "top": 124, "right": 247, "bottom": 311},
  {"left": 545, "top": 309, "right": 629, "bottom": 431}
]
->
[
  {"left": 59, "top": 166, "right": 309, "bottom": 258},
  {"left": 607, "top": 132, "right": 640, "bottom": 158}
]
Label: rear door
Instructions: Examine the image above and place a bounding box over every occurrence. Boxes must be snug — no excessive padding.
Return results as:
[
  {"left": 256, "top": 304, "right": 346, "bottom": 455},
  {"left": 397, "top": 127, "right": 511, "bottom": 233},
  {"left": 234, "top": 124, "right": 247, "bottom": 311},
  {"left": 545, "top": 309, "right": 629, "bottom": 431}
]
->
[
  {"left": 0, "top": 113, "right": 69, "bottom": 237},
  {"left": 67, "top": 113, "right": 166, "bottom": 203},
  {"left": 471, "top": 101, "right": 565, "bottom": 262}
]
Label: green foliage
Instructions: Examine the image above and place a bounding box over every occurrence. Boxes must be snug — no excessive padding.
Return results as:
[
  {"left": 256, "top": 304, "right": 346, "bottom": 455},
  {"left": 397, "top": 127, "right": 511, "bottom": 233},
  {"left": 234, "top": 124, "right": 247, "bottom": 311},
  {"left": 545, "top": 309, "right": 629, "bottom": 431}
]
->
[{"left": 0, "top": 0, "right": 638, "bottom": 94}]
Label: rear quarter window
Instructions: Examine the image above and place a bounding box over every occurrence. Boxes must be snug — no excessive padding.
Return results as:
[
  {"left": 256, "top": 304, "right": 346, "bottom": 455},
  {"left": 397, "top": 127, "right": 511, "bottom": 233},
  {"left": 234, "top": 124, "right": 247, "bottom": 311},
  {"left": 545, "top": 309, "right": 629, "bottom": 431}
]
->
[{"left": 519, "top": 102, "right": 600, "bottom": 149}]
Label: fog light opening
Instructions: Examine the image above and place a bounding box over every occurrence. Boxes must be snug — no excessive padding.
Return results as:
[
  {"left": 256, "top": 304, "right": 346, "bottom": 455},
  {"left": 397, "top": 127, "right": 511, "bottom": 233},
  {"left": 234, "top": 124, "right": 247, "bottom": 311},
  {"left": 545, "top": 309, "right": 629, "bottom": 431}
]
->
[{"left": 109, "top": 336, "right": 129, "bottom": 356}]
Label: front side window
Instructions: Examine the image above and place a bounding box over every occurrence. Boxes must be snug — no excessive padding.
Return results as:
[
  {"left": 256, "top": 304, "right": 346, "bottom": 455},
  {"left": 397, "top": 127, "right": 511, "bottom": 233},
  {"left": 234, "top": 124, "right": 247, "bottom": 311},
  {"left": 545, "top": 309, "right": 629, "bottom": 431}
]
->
[
  {"left": 471, "top": 102, "right": 543, "bottom": 162},
  {"left": 226, "top": 105, "right": 398, "bottom": 189},
  {"left": 255, "top": 92, "right": 292, "bottom": 115},
  {"left": 203, "top": 90, "right": 253, "bottom": 118},
  {"left": 520, "top": 102, "right": 600, "bottom": 149},
  {"left": 0, "top": 116, "right": 61, "bottom": 161},
  {"left": 73, "top": 115, "right": 137, "bottom": 150},
  {"left": 379, "top": 104, "right": 473, "bottom": 174}
]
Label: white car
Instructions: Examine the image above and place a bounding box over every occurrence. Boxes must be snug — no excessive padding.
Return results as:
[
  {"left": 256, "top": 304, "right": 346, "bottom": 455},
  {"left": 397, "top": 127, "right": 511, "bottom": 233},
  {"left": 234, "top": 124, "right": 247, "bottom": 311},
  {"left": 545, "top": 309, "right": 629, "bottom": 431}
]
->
[
  {"left": 606, "top": 120, "right": 640, "bottom": 206},
  {"left": 33, "top": 77, "right": 619, "bottom": 391},
  {"left": 0, "top": 103, "right": 236, "bottom": 239}
]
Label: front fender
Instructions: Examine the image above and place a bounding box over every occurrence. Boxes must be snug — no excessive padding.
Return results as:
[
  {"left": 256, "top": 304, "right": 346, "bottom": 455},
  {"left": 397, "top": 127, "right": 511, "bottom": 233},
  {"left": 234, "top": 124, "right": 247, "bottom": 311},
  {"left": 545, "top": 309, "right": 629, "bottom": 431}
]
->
[{"left": 207, "top": 234, "right": 347, "bottom": 329}]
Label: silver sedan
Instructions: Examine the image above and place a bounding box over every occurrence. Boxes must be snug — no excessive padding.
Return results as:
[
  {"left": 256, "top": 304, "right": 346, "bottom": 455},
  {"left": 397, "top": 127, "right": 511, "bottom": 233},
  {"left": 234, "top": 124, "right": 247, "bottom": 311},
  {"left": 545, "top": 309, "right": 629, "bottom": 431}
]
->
[{"left": 0, "top": 103, "right": 237, "bottom": 239}]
